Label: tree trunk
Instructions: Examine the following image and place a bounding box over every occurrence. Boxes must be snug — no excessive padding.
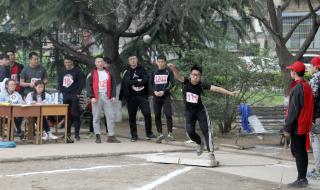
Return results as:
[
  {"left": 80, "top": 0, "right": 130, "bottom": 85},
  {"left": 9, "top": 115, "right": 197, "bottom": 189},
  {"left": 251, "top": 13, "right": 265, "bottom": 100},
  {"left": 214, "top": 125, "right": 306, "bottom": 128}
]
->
[
  {"left": 275, "top": 44, "right": 294, "bottom": 96},
  {"left": 102, "top": 33, "right": 123, "bottom": 121},
  {"left": 223, "top": 119, "right": 232, "bottom": 133},
  {"left": 102, "top": 34, "right": 121, "bottom": 84}
]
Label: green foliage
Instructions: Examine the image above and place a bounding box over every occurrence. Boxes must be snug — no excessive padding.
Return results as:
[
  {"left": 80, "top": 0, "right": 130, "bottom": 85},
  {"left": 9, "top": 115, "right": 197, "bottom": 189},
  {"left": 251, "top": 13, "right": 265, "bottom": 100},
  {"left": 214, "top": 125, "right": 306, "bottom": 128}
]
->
[
  {"left": 0, "top": 0, "right": 253, "bottom": 82},
  {"left": 0, "top": 33, "right": 25, "bottom": 53}
]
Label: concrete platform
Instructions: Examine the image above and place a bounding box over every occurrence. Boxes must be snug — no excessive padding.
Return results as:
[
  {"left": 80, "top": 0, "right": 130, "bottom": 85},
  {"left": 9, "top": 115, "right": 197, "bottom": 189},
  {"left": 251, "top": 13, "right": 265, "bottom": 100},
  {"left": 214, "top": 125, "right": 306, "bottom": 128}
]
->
[{"left": 146, "top": 152, "right": 219, "bottom": 167}]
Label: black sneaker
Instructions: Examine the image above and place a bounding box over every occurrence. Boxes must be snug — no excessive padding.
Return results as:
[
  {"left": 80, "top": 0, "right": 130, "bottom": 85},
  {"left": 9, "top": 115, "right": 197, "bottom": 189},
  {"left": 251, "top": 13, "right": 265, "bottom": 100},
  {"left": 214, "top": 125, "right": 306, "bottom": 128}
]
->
[
  {"left": 75, "top": 135, "right": 81, "bottom": 141},
  {"left": 95, "top": 134, "right": 101, "bottom": 144},
  {"left": 66, "top": 136, "right": 74, "bottom": 143},
  {"left": 287, "top": 178, "right": 308, "bottom": 188},
  {"left": 131, "top": 137, "right": 138, "bottom": 142},
  {"left": 146, "top": 133, "right": 156, "bottom": 140}
]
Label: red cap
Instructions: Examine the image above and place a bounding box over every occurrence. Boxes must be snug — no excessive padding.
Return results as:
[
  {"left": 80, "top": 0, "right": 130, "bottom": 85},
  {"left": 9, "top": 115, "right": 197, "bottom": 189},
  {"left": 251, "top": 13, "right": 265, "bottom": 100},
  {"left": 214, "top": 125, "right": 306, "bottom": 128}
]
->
[
  {"left": 286, "top": 61, "right": 305, "bottom": 72},
  {"left": 311, "top": 57, "right": 320, "bottom": 68}
]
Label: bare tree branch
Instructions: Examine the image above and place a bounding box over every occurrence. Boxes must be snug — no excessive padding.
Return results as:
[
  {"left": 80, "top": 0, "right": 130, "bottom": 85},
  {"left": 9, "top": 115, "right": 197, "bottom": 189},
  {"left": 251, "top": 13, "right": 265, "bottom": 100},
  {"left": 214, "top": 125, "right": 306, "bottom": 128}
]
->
[
  {"left": 82, "top": 11, "right": 114, "bottom": 34},
  {"left": 249, "top": 0, "right": 284, "bottom": 45},
  {"left": 250, "top": 13, "right": 283, "bottom": 45},
  {"left": 120, "top": 20, "right": 156, "bottom": 37},
  {"left": 284, "top": 5, "right": 320, "bottom": 42},
  {"left": 119, "top": 0, "right": 160, "bottom": 37},
  {"left": 280, "top": 0, "right": 292, "bottom": 11},
  {"left": 116, "top": 0, "right": 133, "bottom": 35},
  {"left": 267, "top": 0, "right": 281, "bottom": 33},
  {"left": 294, "top": 2, "right": 320, "bottom": 61},
  {"left": 46, "top": 34, "right": 94, "bottom": 65},
  {"left": 307, "top": 0, "right": 316, "bottom": 16}
]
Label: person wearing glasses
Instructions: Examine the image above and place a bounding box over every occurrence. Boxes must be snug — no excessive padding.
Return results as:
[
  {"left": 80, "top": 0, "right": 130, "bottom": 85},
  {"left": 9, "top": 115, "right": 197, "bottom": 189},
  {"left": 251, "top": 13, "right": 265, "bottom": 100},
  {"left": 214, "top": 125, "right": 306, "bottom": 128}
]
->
[{"left": 168, "top": 64, "right": 237, "bottom": 160}]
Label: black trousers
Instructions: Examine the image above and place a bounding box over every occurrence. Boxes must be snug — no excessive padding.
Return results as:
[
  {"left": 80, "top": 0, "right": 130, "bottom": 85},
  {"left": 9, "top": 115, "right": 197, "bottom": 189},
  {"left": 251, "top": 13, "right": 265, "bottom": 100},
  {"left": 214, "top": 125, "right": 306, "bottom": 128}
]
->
[
  {"left": 127, "top": 96, "right": 153, "bottom": 138},
  {"left": 185, "top": 108, "right": 211, "bottom": 152},
  {"left": 1, "top": 118, "right": 23, "bottom": 136},
  {"left": 31, "top": 117, "right": 50, "bottom": 132},
  {"left": 14, "top": 117, "right": 23, "bottom": 134},
  {"left": 290, "top": 134, "right": 308, "bottom": 180},
  {"left": 43, "top": 117, "right": 50, "bottom": 132},
  {"left": 63, "top": 93, "right": 81, "bottom": 137},
  {"left": 153, "top": 96, "right": 173, "bottom": 134}
]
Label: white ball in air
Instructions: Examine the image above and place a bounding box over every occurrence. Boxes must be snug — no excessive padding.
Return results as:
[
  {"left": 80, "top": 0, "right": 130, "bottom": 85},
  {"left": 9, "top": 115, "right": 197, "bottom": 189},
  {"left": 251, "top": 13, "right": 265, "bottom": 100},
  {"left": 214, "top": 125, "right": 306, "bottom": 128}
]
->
[{"left": 143, "top": 34, "right": 152, "bottom": 44}]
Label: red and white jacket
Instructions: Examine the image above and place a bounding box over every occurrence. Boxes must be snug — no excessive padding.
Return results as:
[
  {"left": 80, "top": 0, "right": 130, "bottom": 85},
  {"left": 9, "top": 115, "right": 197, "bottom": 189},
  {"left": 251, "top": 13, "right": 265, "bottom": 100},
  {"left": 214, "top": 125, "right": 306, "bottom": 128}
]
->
[{"left": 86, "top": 68, "right": 116, "bottom": 100}]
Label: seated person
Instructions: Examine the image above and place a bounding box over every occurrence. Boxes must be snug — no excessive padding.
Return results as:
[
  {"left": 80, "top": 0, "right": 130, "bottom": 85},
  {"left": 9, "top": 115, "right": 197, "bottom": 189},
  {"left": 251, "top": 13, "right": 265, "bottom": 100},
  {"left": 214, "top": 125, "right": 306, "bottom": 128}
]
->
[
  {"left": 25, "top": 80, "right": 58, "bottom": 140},
  {"left": 0, "top": 79, "right": 24, "bottom": 139}
]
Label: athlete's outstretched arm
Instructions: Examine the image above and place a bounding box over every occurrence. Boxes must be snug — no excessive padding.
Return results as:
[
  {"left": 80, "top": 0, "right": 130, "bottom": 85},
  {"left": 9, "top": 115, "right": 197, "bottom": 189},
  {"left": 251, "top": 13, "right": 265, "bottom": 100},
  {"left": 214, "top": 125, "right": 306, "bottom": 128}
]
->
[
  {"left": 167, "top": 64, "right": 184, "bottom": 82},
  {"left": 210, "top": 85, "right": 238, "bottom": 96}
]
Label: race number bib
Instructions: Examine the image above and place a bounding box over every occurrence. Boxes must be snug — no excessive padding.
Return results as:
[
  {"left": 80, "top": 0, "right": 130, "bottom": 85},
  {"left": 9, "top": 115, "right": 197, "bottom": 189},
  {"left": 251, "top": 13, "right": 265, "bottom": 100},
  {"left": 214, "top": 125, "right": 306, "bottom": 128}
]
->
[
  {"left": 31, "top": 78, "right": 41, "bottom": 84},
  {"left": 154, "top": 75, "right": 168, "bottom": 84},
  {"left": 186, "top": 92, "right": 199, "bottom": 103},
  {"left": 99, "top": 80, "right": 107, "bottom": 89},
  {"left": 9, "top": 94, "right": 19, "bottom": 104},
  {"left": 63, "top": 74, "right": 74, "bottom": 88}
]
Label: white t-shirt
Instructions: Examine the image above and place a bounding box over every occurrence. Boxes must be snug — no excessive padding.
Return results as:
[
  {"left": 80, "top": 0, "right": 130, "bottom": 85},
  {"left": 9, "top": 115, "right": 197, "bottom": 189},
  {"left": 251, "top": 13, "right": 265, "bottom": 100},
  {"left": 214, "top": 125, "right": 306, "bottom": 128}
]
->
[
  {"left": 98, "top": 70, "right": 108, "bottom": 93},
  {"left": 25, "top": 92, "right": 54, "bottom": 104},
  {"left": 0, "top": 90, "right": 23, "bottom": 104}
]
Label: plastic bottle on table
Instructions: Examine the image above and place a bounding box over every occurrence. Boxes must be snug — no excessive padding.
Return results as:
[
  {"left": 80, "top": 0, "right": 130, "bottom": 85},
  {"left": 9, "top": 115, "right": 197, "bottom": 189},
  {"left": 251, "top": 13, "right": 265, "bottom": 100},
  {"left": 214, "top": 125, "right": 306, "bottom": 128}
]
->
[{"left": 58, "top": 92, "right": 63, "bottom": 104}]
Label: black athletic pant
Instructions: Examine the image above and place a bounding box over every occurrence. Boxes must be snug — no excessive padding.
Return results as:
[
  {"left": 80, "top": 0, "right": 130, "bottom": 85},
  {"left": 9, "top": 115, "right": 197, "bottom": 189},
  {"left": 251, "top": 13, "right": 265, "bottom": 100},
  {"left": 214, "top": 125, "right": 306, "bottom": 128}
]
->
[
  {"left": 1, "top": 118, "right": 23, "bottom": 137},
  {"left": 63, "top": 93, "right": 81, "bottom": 137},
  {"left": 185, "top": 108, "right": 211, "bottom": 152},
  {"left": 14, "top": 117, "right": 23, "bottom": 134},
  {"left": 31, "top": 117, "right": 50, "bottom": 132},
  {"left": 43, "top": 117, "right": 50, "bottom": 132},
  {"left": 127, "top": 95, "right": 153, "bottom": 138},
  {"left": 153, "top": 96, "right": 173, "bottom": 134},
  {"left": 290, "top": 134, "right": 308, "bottom": 180}
]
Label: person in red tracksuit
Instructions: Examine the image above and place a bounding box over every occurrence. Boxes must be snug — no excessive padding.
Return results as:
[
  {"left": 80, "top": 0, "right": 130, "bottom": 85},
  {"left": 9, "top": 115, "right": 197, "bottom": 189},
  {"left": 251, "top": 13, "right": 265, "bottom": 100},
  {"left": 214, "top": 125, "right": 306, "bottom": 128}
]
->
[
  {"left": 6, "top": 50, "right": 24, "bottom": 94},
  {"left": 284, "top": 61, "right": 314, "bottom": 188}
]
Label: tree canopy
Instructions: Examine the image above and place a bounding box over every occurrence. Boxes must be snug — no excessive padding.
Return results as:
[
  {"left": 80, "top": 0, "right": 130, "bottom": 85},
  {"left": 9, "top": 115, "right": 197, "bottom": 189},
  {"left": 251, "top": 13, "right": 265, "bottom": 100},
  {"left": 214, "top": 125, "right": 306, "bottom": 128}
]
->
[{"left": 0, "top": 0, "right": 252, "bottom": 80}]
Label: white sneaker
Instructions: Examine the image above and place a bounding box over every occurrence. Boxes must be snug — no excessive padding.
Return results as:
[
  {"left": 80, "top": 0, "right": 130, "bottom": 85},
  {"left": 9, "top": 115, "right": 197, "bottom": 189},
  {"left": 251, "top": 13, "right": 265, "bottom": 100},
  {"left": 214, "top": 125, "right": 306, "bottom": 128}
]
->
[
  {"left": 42, "top": 131, "right": 48, "bottom": 140},
  {"left": 197, "top": 143, "right": 204, "bottom": 156},
  {"left": 47, "top": 131, "right": 58, "bottom": 140}
]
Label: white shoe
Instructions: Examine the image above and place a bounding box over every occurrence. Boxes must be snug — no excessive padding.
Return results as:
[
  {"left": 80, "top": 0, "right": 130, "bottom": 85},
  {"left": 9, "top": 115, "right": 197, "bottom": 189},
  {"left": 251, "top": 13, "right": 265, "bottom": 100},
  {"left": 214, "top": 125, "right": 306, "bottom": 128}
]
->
[
  {"left": 197, "top": 143, "right": 204, "bottom": 156},
  {"left": 42, "top": 131, "right": 48, "bottom": 140},
  {"left": 208, "top": 152, "right": 219, "bottom": 167},
  {"left": 184, "top": 140, "right": 194, "bottom": 144},
  {"left": 47, "top": 131, "right": 58, "bottom": 140}
]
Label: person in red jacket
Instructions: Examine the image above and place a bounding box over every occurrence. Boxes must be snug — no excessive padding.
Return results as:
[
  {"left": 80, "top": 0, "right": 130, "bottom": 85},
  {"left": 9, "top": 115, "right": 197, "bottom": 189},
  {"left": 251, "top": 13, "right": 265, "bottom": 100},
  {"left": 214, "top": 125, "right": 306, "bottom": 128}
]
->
[
  {"left": 284, "top": 61, "right": 314, "bottom": 188},
  {"left": 86, "top": 56, "right": 120, "bottom": 144},
  {"left": 6, "top": 50, "right": 24, "bottom": 94}
]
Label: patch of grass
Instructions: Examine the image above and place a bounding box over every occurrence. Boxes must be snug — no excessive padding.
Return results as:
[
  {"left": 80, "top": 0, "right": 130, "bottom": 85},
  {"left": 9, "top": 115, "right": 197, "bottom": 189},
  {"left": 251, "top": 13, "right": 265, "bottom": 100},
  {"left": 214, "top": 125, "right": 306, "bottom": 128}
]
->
[{"left": 246, "top": 91, "right": 284, "bottom": 106}]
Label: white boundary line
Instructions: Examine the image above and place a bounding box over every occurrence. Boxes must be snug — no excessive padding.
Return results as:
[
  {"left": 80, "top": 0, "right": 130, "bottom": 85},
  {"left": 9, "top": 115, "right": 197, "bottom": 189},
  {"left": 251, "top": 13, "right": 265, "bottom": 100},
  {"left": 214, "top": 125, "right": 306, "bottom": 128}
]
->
[
  {"left": 0, "top": 163, "right": 152, "bottom": 178},
  {"left": 132, "top": 166, "right": 193, "bottom": 190}
]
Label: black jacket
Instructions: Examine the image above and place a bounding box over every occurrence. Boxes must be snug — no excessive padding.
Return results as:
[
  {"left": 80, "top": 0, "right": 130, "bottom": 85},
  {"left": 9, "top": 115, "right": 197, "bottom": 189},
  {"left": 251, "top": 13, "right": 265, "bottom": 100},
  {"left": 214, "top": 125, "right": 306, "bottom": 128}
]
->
[
  {"left": 0, "top": 65, "right": 10, "bottom": 82},
  {"left": 119, "top": 65, "right": 149, "bottom": 101},
  {"left": 284, "top": 80, "right": 314, "bottom": 135},
  {"left": 58, "top": 67, "right": 84, "bottom": 95}
]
